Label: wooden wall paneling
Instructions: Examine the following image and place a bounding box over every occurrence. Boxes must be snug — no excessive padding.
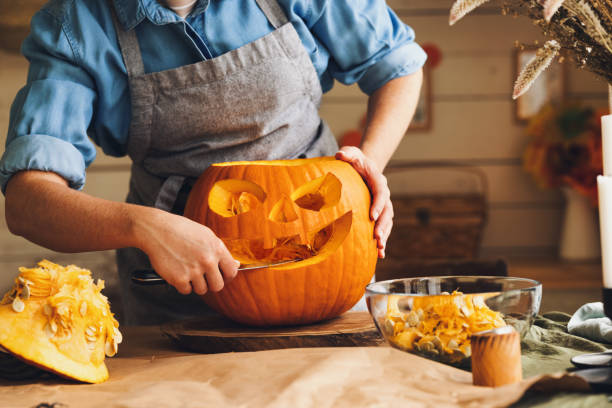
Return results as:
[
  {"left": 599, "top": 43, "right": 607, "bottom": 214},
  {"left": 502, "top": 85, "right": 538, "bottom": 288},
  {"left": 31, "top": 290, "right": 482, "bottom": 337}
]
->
[
  {"left": 385, "top": 164, "right": 562, "bottom": 204},
  {"left": 481, "top": 207, "right": 564, "bottom": 250},
  {"left": 404, "top": 15, "right": 544, "bottom": 53},
  {"left": 321, "top": 99, "right": 530, "bottom": 160}
]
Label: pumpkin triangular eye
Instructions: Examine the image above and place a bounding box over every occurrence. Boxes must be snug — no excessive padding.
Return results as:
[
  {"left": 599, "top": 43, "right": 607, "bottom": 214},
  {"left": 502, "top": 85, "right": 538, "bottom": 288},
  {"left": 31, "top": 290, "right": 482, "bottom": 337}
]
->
[
  {"left": 291, "top": 173, "right": 341, "bottom": 211},
  {"left": 269, "top": 195, "right": 298, "bottom": 223},
  {"left": 208, "top": 179, "right": 266, "bottom": 217}
]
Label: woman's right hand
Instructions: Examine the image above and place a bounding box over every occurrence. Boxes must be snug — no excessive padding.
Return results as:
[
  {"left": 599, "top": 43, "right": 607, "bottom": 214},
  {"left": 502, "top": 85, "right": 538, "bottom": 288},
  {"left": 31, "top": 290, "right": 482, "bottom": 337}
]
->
[{"left": 134, "top": 208, "right": 240, "bottom": 295}]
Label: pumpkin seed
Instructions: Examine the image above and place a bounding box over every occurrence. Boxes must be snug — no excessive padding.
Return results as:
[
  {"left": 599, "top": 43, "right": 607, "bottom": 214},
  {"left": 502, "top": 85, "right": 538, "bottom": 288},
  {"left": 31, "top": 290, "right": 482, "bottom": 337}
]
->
[
  {"left": 420, "top": 341, "right": 435, "bottom": 352},
  {"left": 416, "top": 308, "right": 424, "bottom": 320},
  {"left": 460, "top": 305, "right": 472, "bottom": 317},
  {"left": 50, "top": 320, "right": 58, "bottom": 334},
  {"left": 447, "top": 339, "right": 459, "bottom": 349},
  {"left": 463, "top": 345, "right": 472, "bottom": 358},
  {"left": 43, "top": 304, "right": 53, "bottom": 317},
  {"left": 113, "top": 328, "right": 123, "bottom": 344},
  {"left": 453, "top": 297, "right": 463, "bottom": 309},
  {"left": 451, "top": 348, "right": 467, "bottom": 360},
  {"left": 80, "top": 301, "right": 87, "bottom": 317},
  {"left": 441, "top": 291, "right": 450, "bottom": 295},
  {"left": 87, "top": 342, "right": 96, "bottom": 351},
  {"left": 11, "top": 297, "right": 25, "bottom": 313},
  {"left": 406, "top": 311, "right": 420, "bottom": 327},
  {"left": 20, "top": 285, "right": 30, "bottom": 300},
  {"left": 432, "top": 336, "right": 443, "bottom": 350},
  {"left": 86, "top": 335, "right": 97, "bottom": 342},
  {"left": 397, "top": 297, "right": 413, "bottom": 312},
  {"left": 383, "top": 319, "right": 395, "bottom": 336},
  {"left": 3, "top": 288, "right": 17, "bottom": 304},
  {"left": 472, "top": 296, "right": 485, "bottom": 309},
  {"left": 85, "top": 327, "right": 95, "bottom": 337},
  {"left": 44, "top": 323, "right": 55, "bottom": 338},
  {"left": 105, "top": 341, "right": 117, "bottom": 357}
]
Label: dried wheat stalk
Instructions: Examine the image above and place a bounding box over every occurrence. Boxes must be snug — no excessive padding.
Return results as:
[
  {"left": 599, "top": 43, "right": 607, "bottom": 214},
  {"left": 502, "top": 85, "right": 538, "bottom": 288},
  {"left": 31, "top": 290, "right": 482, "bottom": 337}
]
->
[{"left": 449, "top": 0, "right": 612, "bottom": 97}]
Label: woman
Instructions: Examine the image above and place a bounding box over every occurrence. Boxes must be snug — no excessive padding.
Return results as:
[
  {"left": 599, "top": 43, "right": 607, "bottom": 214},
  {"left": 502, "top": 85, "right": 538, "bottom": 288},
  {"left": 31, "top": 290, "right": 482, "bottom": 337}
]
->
[{"left": 1, "top": 0, "right": 425, "bottom": 324}]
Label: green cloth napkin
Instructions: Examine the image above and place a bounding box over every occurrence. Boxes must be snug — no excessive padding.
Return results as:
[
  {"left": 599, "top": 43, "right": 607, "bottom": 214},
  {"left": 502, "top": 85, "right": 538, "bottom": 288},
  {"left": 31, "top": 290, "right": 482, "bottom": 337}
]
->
[
  {"left": 567, "top": 302, "right": 612, "bottom": 344},
  {"left": 512, "top": 312, "right": 611, "bottom": 408}
]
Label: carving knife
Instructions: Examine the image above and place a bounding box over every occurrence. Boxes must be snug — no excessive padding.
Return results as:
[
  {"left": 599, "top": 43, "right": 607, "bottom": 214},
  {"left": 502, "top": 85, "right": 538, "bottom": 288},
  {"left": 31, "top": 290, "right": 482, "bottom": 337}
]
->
[{"left": 131, "top": 258, "right": 302, "bottom": 285}]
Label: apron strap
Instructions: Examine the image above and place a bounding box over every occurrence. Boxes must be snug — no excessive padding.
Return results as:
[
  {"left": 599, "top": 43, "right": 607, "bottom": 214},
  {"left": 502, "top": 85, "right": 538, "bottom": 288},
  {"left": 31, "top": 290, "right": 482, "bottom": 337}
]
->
[
  {"left": 154, "top": 175, "right": 188, "bottom": 212},
  {"left": 109, "top": 3, "right": 145, "bottom": 78},
  {"left": 255, "top": 0, "right": 290, "bottom": 28}
]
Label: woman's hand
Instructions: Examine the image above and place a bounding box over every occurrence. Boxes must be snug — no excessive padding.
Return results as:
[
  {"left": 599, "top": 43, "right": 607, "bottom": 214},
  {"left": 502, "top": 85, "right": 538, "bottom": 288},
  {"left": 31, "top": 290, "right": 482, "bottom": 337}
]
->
[
  {"left": 336, "top": 146, "right": 393, "bottom": 258},
  {"left": 134, "top": 209, "right": 240, "bottom": 295}
]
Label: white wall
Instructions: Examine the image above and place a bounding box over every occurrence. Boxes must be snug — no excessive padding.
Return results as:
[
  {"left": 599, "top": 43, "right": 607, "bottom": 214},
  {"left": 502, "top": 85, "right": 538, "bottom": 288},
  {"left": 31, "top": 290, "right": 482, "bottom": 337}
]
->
[{"left": 0, "top": 0, "right": 609, "bottom": 293}]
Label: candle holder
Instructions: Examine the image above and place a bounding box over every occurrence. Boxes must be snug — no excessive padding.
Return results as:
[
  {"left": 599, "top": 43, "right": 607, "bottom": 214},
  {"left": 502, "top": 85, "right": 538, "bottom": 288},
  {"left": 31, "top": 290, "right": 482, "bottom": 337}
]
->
[{"left": 600, "top": 85, "right": 612, "bottom": 319}]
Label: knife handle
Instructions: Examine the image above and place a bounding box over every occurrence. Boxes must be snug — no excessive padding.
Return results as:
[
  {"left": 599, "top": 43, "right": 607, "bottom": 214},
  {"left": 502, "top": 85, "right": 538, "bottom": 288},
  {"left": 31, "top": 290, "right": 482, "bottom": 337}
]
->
[{"left": 131, "top": 269, "right": 167, "bottom": 285}]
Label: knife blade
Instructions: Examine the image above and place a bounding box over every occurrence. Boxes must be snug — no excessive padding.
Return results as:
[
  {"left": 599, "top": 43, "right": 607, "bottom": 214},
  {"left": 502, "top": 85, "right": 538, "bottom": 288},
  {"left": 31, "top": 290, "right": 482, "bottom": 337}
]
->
[{"left": 131, "top": 258, "right": 302, "bottom": 285}]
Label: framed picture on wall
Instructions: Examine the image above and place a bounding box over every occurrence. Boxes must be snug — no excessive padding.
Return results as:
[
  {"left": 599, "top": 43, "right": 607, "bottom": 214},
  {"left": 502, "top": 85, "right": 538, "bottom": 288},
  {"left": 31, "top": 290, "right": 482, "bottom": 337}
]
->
[
  {"left": 514, "top": 46, "right": 567, "bottom": 123},
  {"left": 407, "top": 63, "right": 432, "bottom": 131}
]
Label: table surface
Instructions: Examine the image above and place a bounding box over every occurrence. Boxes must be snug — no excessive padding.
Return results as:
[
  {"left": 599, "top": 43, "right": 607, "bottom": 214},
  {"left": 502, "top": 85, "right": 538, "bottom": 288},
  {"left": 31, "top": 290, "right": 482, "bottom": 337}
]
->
[{"left": 0, "top": 315, "right": 609, "bottom": 408}]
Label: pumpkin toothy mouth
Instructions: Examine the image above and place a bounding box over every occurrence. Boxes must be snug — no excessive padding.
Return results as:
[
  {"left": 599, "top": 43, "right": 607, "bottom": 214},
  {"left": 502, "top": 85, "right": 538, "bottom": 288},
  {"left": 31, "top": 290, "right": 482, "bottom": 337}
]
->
[{"left": 223, "top": 211, "right": 352, "bottom": 269}]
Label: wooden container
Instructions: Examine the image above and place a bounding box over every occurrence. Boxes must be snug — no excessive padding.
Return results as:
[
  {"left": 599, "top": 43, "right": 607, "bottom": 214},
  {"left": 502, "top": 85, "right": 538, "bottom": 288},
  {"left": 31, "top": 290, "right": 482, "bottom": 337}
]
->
[
  {"left": 383, "top": 162, "right": 488, "bottom": 260},
  {"left": 471, "top": 326, "right": 522, "bottom": 387},
  {"left": 377, "top": 162, "right": 488, "bottom": 279}
]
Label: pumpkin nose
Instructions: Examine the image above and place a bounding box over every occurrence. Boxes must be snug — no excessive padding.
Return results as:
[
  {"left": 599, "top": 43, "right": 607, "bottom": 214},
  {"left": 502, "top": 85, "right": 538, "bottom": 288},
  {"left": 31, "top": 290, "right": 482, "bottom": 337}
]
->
[{"left": 267, "top": 196, "right": 307, "bottom": 245}]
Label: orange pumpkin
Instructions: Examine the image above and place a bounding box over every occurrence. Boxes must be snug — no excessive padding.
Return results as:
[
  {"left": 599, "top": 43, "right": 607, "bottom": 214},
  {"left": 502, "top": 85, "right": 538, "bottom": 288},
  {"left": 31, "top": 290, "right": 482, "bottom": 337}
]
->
[{"left": 184, "top": 157, "right": 378, "bottom": 326}]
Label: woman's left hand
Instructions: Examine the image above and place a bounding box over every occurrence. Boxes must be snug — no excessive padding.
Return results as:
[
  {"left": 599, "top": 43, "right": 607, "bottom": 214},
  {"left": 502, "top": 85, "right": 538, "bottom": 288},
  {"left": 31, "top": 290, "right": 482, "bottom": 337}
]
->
[{"left": 336, "top": 146, "right": 393, "bottom": 258}]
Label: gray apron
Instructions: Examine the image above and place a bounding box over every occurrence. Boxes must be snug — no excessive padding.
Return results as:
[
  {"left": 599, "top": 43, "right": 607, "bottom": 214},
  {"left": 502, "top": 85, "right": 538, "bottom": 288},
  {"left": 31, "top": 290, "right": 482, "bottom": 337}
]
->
[{"left": 111, "top": 0, "right": 338, "bottom": 325}]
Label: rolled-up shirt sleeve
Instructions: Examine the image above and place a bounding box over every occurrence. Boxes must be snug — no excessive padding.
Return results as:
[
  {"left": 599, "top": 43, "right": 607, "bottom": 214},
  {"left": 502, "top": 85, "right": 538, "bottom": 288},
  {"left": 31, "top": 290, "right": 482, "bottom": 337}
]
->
[
  {"left": 308, "top": 0, "right": 427, "bottom": 95},
  {"left": 0, "top": 9, "right": 97, "bottom": 193}
]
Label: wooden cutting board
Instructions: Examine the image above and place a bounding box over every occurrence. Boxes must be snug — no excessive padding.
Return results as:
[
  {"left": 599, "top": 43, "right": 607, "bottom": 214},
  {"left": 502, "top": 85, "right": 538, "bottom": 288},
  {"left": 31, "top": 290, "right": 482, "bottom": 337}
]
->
[{"left": 161, "top": 311, "right": 384, "bottom": 353}]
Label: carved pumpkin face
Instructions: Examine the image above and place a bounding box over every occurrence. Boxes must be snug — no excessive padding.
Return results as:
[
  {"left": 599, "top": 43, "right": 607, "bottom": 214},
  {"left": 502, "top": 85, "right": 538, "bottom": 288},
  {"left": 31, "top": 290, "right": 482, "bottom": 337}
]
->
[{"left": 184, "top": 157, "right": 378, "bottom": 326}]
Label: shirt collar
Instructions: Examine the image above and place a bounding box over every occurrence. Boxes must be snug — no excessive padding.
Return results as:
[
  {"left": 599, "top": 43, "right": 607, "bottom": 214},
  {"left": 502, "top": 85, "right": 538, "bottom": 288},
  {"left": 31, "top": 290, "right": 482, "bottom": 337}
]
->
[{"left": 112, "top": 0, "right": 209, "bottom": 30}]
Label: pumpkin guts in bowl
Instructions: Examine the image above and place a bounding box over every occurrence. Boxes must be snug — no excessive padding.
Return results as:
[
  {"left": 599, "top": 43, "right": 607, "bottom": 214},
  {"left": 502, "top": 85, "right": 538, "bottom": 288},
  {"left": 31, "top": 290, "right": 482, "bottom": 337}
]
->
[
  {"left": 384, "top": 292, "right": 506, "bottom": 365},
  {"left": 366, "top": 276, "right": 541, "bottom": 367}
]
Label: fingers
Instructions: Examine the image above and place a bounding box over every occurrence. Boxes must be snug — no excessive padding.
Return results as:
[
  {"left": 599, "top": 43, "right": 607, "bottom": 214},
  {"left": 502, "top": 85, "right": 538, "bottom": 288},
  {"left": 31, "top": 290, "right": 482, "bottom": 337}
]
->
[
  {"left": 369, "top": 173, "right": 390, "bottom": 221},
  {"left": 374, "top": 201, "right": 394, "bottom": 258},
  {"left": 190, "top": 272, "right": 208, "bottom": 296},
  {"left": 336, "top": 147, "right": 389, "bottom": 221},
  {"left": 218, "top": 242, "right": 240, "bottom": 282},
  {"left": 203, "top": 264, "right": 224, "bottom": 293},
  {"left": 173, "top": 275, "right": 194, "bottom": 295}
]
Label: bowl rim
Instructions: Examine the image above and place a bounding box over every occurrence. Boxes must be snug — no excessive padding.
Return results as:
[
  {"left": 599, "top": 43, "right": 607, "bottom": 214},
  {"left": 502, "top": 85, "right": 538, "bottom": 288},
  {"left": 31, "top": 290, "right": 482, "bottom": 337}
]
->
[{"left": 365, "top": 275, "right": 542, "bottom": 296}]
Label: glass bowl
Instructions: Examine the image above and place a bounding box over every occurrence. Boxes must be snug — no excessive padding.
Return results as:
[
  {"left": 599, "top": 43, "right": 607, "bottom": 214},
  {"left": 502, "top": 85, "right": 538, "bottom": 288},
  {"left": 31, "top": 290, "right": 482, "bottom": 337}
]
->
[{"left": 365, "top": 276, "right": 542, "bottom": 368}]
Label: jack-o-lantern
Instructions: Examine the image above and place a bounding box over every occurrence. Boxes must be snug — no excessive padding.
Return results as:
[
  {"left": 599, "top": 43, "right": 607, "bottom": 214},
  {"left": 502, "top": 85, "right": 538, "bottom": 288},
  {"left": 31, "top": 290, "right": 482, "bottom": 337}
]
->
[{"left": 183, "top": 157, "right": 378, "bottom": 326}]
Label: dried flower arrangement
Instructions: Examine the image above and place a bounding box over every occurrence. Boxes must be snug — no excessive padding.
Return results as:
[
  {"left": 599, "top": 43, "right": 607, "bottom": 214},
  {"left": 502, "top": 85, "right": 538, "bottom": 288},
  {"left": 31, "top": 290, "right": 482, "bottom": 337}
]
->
[
  {"left": 523, "top": 104, "right": 605, "bottom": 204},
  {"left": 449, "top": 0, "right": 612, "bottom": 101}
]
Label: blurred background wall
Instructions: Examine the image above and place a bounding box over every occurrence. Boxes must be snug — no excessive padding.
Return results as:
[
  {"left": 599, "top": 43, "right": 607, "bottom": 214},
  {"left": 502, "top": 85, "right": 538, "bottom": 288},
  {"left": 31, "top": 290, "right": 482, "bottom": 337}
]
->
[{"left": 0, "top": 0, "right": 609, "bottom": 295}]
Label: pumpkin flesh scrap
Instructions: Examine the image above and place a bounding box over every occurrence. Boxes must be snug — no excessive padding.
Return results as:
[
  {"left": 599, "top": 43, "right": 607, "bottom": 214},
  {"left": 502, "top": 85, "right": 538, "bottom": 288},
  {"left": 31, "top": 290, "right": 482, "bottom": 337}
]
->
[
  {"left": 292, "top": 173, "right": 341, "bottom": 211},
  {"left": 224, "top": 212, "right": 350, "bottom": 266},
  {"left": 383, "top": 291, "right": 506, "bottom": 364}
]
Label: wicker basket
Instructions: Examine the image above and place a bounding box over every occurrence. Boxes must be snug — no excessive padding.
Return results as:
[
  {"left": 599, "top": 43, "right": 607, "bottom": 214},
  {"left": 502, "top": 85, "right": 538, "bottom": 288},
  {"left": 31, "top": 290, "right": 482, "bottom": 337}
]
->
[{"left": 381, "top": 161, "right": 489, "bottom": 262}]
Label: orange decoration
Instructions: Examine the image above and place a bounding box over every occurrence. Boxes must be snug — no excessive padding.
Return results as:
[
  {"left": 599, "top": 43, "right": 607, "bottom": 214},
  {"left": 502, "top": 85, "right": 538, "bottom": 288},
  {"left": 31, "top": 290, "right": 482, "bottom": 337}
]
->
[
  {"left": 339, "top": 129, "right": 362, "bottom": 148},
  {"left": 184, "top": 157, "right": 378, "bottom": 326}
]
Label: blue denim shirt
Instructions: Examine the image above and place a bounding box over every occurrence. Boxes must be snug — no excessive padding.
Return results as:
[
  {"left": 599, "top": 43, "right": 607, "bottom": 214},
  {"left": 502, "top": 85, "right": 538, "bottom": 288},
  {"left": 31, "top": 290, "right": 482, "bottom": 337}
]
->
[{"left": 0, "top": 0, "right": 426, "bottom": 192}]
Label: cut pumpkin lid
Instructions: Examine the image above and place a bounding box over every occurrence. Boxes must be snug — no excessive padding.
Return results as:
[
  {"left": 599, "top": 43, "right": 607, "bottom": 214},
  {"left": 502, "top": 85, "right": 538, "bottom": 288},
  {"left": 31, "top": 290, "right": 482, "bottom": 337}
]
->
[{"left": 0, "top": 260, "right": 121, "bottom": 383}]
